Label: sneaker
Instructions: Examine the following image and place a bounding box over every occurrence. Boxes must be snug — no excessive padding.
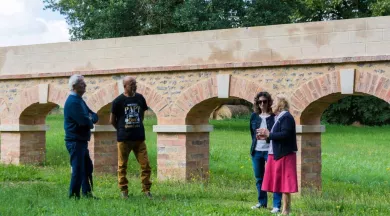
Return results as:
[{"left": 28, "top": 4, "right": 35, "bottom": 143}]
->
[
  {"left": 121, "top": 191, "right": 129, "bottom": 199},
  {"left": 144, "top": 191, "right": 153, "bottom": 199},
  {"left": 251, "top": 203, "right": 266, "bottom": 209},
  {"left": 270, "top": 208, "right": 280, "bottom": 214}
]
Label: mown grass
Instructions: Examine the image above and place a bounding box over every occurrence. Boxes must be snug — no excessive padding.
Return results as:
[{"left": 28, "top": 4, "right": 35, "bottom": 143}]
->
[{"left": 0, "top": 115, "right": 389, "bottom": 215}]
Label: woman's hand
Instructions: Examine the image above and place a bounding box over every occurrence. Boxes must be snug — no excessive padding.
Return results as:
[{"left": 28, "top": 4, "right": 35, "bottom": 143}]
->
[
  {"left": 257, "top": 128, "right": 270, "bottom": 138},
  {"left": 263, "top": 128, "right": 270, "bottom": 137},
  {"left": 256, "top": 128, "right": 267, "bottom": 140}
]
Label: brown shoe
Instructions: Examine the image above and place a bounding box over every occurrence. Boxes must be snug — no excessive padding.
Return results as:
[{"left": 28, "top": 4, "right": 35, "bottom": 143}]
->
[
  {"left": 144, "top": 191, "right": 153, "bottom": 199},
  {"left": 121, "top": 191, "right": 129, "bottom": 199}
]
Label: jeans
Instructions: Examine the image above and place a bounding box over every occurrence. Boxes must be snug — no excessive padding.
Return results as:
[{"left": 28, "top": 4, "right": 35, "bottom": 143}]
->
[
  {"left": 252, "top": 151, "right": 282, "bottom": 208},
  {"left": 66, "top": 141, "right": 92, "bottom": 198},
  {"left": 118, "top": 140, "right": 152, "bottom": 192}
]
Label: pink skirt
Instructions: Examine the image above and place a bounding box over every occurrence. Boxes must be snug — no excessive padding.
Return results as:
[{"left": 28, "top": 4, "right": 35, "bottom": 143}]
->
[{"left": 261, "top": 153, "right": 298, "bottom": 193}]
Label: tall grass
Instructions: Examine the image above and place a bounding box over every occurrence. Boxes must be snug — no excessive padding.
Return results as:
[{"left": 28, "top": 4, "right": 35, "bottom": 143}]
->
[{"left": 0, "top": 115, "right": 389, "bottom": 215}]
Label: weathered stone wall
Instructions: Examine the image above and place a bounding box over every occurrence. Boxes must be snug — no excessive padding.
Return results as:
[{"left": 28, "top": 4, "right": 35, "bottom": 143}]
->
[{"left": 2, "top": 16, "right": 390, "bottom": 75}]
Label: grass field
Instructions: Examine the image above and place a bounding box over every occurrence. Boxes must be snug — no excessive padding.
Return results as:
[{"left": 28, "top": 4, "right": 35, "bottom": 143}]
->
[{"left": 0, "top": 115, "right": 389, "bottom": 215}]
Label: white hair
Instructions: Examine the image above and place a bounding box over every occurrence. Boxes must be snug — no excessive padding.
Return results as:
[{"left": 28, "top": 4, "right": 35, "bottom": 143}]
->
[{"left": 69, "top": 74, "right": 84, "bottom": 90}]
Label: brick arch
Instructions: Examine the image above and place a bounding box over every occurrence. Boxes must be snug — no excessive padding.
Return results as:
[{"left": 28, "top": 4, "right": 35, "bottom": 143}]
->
[
  {"left": 291, "top": 70, "right": 390, "bottom": 125},
  {"left": 229, "top": 75, "right": 270, "bottom": 104},
  {"left": 86, "top": 80, "right": 168, "bottom": 124},
  {"left": 3, "top": 84, "right": 69, "bottom": 125},
  {"left": 170, "top": 75, "right": 270, "bottom": 125},
  {"left": 47, "top": 84, "right": 70, "bottom": 107},
  {"left": 354, "top": 71, "right": 390, "bottom": 102}
]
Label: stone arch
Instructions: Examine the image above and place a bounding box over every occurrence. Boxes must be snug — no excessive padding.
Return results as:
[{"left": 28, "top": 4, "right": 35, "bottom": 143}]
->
[
  {"left": 86, "top": 80, "right": 169, "bottom": 124},
  {"left": 171, "top": 75, "right": 271, "bottom": 125},
  {"left": 291, "top": 70, "right": 390, "bottom": 125},
  {"left": 2, "top": 84, "right": 69, "bottom": 125},
  {"left": 0, "top": 84, "right": 68, "bottom": 165},
  {"left": 289, "top": 70, "right": 390, "bottom": 192},
  {"left": 289, "top": 71, "right": 341, "bottom": 125},
  {"left": 156, "top": 75, "right": 273, "bottom": 181}
]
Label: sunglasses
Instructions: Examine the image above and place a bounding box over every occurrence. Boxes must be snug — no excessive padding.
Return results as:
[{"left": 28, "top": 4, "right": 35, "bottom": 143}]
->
[{"left": 258, "top": 100, "right": 268, "bottom": 104}]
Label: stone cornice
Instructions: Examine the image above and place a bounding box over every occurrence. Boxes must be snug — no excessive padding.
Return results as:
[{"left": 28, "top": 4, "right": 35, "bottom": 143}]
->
[
  {"left": 0, "top": 124, "right": 48, "bottom": 132},
  {"left": 1, "top": 55, "right": 390, "bottom": 80},
  {"left": 91, "top": 125, "right": 116, "bottom": 132},
  {"left": 296, "top": 125, "right": 326, "bottom": 134},
  {"left": 153, "top": 125, "right": 214, "bottom": 133}
]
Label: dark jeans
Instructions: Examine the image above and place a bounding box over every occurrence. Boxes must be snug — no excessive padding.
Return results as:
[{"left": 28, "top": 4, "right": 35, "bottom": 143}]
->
[
  {"left": 66, "top": 141, "right": 92, "bottom": 198},
  {"left": 252, "top": 151, "right": 282, "bottom": 208}
]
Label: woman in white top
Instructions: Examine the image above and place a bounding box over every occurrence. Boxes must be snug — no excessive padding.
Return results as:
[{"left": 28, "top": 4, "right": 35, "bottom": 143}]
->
[{"left": 249, "top": 92, "right": 282, "bottom": 213}]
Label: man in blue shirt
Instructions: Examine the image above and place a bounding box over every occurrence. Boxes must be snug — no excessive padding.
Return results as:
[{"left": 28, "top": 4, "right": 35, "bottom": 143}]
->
[{"left": 64, "top": 74, "right": 98, "bottom": 199}]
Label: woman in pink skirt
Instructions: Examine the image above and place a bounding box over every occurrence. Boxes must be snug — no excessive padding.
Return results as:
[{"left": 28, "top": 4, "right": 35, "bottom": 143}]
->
[{"left": 257, "top": 95, "right": 298, "bottom": 215}]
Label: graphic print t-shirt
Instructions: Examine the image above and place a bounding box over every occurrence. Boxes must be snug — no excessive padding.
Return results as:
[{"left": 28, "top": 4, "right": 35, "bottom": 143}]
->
[{"left": 111, "top": 93, "right": 148, "bottom": 141}]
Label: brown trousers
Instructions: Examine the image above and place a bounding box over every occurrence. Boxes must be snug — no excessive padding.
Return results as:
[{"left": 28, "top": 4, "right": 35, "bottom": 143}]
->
[{"left": 117, "top": 140, "right": 152, "bottom": 192}]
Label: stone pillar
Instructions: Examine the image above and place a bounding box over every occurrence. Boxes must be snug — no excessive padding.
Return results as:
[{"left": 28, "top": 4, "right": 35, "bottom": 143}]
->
[
  {"left": 296, "top": 125, "right": 325, "bottom": 193},
  {"left": 0, "top": 125, "right": 47, "bottom": 165},
  {"left": 153, "top": 125, "right": 213, "bottom": 181},
  {"left": 89, "top": 125, "right": 117, "bottom": 174}
]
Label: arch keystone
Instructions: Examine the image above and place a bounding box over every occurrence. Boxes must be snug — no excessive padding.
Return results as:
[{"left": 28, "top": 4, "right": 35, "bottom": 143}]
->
[
  {"left": 340, "top": 69, "right": 355, "bottom": 94},
  {"left": 117, "top": 80, "right": 124, "bottom": 94},
  {"left": 217, "top": 74, "right": 230, "bottom": 98},
  {"left": 38, "top": 84, "right": 49, "bottom": 104}
]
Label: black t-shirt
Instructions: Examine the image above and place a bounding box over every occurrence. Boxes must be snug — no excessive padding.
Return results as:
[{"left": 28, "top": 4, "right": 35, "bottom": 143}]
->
[{"left": 111, "top": 93, "right": 148, "bottom": 142}]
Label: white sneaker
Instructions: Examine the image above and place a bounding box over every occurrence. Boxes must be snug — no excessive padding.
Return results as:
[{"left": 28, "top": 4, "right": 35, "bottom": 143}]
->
[
  {"left": 270, "top": 208, "right": 280, "bottom": 213},
  {"left": 251, "top": 203, "right": 262, "bottom": 209}
]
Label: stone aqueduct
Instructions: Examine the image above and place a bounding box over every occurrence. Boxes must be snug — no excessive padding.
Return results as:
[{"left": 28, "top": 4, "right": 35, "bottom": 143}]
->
[{"left": 1, "top": 16, "right": 390, "bottom": 192}]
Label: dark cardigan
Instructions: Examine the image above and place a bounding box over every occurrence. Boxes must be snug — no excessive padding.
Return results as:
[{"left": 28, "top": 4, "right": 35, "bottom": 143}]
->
[
  {"left": 249, "top": 112, "right": 275, "bottom": 156},
  {"left": 269, "top": 111, "right": 298, "bottom": 160}
]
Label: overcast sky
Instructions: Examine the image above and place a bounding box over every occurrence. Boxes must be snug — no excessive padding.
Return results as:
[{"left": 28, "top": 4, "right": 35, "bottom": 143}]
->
[{"left": 0, "top": 0, "right": 70, "bottom": 47}]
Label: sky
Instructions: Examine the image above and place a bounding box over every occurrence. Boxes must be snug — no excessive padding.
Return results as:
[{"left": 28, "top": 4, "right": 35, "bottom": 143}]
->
[{"left": 0, "top": 0, "right": 70, "bottom": 47}]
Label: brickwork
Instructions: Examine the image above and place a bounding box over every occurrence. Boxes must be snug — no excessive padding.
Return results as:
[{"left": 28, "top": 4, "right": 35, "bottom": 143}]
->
[
  {"left": 296, "top": 133, "right": 322, "bottom": 191},
  {"left": 1, "top": 16, "right": 390, "bottom": 193},
  {"left": 157, "top": 132, "right": 209, "bottom": 181},
  {"left": 157, "top": 133, "right": 187, "bottom": 180},
  {"left": 89, "top": 131, "right": 117, "bottom": 174},
  {"left": 1, "top": 131, "right": 46, "bottom": 165}
]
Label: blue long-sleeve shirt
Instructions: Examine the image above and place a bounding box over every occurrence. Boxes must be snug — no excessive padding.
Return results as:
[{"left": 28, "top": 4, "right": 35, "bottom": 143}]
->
[{"left": 64, "top": 93, "right": 98, "bottom": 141}]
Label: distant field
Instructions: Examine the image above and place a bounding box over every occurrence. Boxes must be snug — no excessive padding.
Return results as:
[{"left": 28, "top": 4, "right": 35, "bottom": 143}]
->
[{"left": 0, "top": 115, "right": 389, "bottom": 215}]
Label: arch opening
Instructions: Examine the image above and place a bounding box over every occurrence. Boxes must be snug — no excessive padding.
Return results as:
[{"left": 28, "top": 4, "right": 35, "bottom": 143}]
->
[
  {"left": 174, "top": 96, "right": 254, "bottom": 181},
  {"left": 185, "top": 97, "right": 252, "bottom": 125},
  {"left": 297, "top": 90, "right": 390, "bottom": 193},
  {"left": 20, "top": 102, "right": 59, "bottom": 125}
]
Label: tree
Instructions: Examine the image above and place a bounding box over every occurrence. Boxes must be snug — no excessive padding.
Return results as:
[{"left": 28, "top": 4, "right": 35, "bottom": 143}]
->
[
  {"left": 295, "top": 0, "right": 390, "bottom": 22},
  {"left": 242, "top": 0, "right": 300, "bottom": 27},
  {"left": 322, "top": 96, "right": 390, "bottom": 126},
  {"left": 43, "top": 0, "right": 300, "bottom": 40},
  {"left": 43, "top": 0, "right": 148, "bottom": 40}
]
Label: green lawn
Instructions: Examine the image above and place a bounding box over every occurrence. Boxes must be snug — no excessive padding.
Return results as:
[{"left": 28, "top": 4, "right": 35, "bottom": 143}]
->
[{"left": 0, "top": 115, "right": 389, "bottom": 215}]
